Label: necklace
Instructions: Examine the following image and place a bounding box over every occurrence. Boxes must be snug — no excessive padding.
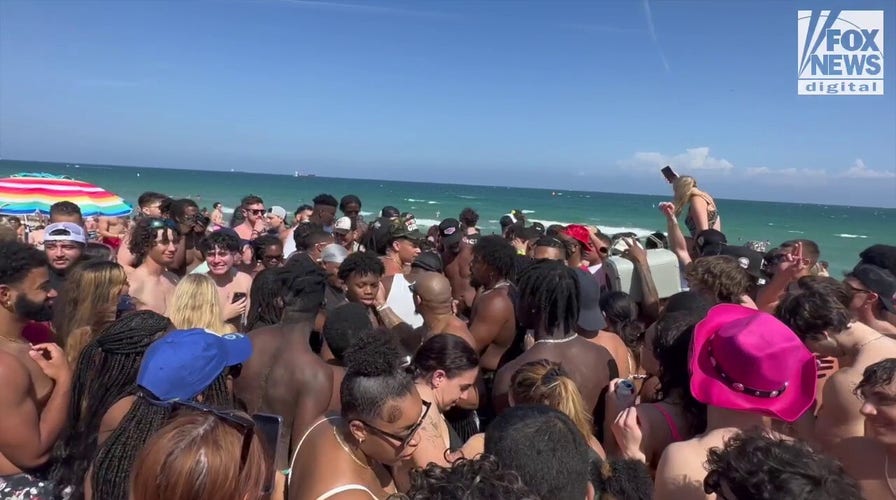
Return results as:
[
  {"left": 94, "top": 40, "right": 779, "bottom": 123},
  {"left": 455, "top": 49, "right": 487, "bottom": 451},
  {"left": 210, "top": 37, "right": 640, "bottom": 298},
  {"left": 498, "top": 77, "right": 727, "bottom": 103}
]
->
[
  {"left": 0, "top": 335, "right": 28, "bottom": 345},
  {"left": 484, "top": 280, "right": 512, "bottom": 293},
  {"left": 333, "top": 426, "right": 371, "bottom": 470},
  {"left": 859, "top": 335, "right": 886, "bottom": 351},
  {"left": 534, "top": 334, "right": 578, "bottom": 345}
]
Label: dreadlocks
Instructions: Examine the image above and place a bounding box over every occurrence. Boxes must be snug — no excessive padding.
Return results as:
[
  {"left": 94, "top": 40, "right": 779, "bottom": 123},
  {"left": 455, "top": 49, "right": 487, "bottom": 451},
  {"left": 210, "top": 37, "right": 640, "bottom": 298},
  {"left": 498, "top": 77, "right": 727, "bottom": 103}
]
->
[
  {"left": 517, "top": 260, "right": 580, "bottom": 336},
  {"left": 90, "top": 374, "right": 234, "bottom": 500},
  {"left": 471, "top": 235, "right": 517, "bottom": 282},
  {"left": 51, "top": 311, "right": 172, "bottom": 500},
  {"left": 246, "top": 267, "right": 284, "bottom": 330}
]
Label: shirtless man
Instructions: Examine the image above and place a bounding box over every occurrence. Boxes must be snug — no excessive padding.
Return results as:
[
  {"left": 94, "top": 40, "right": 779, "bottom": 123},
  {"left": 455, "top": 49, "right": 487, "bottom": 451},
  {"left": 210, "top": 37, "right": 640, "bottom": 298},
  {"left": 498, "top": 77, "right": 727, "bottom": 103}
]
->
[
  {"left": 493, "top": 260, "right": 614, "bottom": 417},
  {"left": 439, "top": 219, "right": 476, "bottom": 318},
  {"left": 233, "top": 262, "right": 332, "bottom": 486},
  {"left": 411, "top": 273, "right": 476, "bottom": 349},
  {"left": 834, "top": 358, "right": 896, "bottom": 499},
  {"left": 0, "top": 241, "right": 70, "bottom": 496},
  {"left": 43, "top": 222, "right": 87, "bottom": 294},
  {"left": 97, "top": 216, "right": 127, "bottom": 251},
  {"left": 200, "top": 230, "right": 253, "bottom": 332},
  {"left": 467, "top": 236, "right": 518, "bottom": 373},
  {"left": 309, "top": 194, "right": 338, "bottom": 232},
  {"left": 777, "top": 281, "right": 896, "bottom": 451},
  {"left": 116, "top": 191, "right": 170, "bottom": 269},
  {"left": 168, "top": 199, "right": 206, "bottom": 275},
  {"left": 126, "top": 218, "right": 180, "bottom": 315},
  {"left": 234, "top": 195, "right": 266, "bottom": 243},
  {"left": 210, "top": 202, "right": 225, "bottom": 227},
  {"left": 845, "top": 263, "right": 896, "bottom": 336}
]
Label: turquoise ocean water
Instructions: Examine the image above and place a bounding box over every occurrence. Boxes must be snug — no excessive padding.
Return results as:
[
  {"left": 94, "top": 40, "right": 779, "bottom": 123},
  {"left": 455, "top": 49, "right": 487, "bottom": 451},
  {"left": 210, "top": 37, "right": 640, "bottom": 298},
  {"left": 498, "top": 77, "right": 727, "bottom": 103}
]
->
[{"left": 1, "top": 159, "right": 893, "bottom": 274}]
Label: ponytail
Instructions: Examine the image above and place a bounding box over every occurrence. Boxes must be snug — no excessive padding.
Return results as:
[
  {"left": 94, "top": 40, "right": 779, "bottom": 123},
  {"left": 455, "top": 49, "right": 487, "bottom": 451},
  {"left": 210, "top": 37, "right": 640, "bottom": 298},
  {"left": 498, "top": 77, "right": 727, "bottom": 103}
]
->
[{"left": 510, "top": 360, "right": 594, "bottom": 442}]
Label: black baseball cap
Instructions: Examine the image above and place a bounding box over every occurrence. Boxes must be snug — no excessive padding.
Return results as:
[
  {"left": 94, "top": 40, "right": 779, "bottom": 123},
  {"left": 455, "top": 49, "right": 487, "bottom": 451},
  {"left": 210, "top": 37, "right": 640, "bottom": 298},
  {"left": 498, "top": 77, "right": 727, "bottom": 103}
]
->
[
  {"left": 381, "top": 206, "right": 400, "bottom": 219},
  {"left": 412, "top": 252, "right": 444, "bottom": 273},
  {"left": 574, "top": 268, "right": 606, "bottom": 332},
  {"left": 439, "top": 218, "right": 463, "bottom": 246},
  {"left": 695, "top": 229, "right": 727, "bottom": 256},
  {"left": 848, "top": 263, "right": 896, "bottom": 314},
  {"left": 719, "top": 245, "right": 765, "bottom": 281}
]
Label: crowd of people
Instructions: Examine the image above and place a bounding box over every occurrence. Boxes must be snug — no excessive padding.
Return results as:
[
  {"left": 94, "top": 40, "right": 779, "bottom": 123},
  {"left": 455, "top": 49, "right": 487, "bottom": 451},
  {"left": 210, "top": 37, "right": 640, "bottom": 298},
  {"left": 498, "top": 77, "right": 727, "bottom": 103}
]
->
[{"left": 0, "top": 173, "right": 894, "bottom": 499}]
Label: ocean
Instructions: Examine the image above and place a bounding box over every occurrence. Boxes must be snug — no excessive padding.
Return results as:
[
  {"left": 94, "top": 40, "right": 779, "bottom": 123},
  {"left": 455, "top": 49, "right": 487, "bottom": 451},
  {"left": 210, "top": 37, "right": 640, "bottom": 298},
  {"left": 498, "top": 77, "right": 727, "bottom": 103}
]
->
[{"left": 1, "top": 159, "right": 893, "bottom": 275}]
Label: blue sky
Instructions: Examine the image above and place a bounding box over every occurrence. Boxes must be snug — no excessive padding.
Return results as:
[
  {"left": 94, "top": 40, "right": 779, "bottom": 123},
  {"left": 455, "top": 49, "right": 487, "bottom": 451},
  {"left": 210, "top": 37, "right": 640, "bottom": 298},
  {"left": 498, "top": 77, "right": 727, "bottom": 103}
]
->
[{"left": 1, "top": 0, "right": 894, "bottom": 207}]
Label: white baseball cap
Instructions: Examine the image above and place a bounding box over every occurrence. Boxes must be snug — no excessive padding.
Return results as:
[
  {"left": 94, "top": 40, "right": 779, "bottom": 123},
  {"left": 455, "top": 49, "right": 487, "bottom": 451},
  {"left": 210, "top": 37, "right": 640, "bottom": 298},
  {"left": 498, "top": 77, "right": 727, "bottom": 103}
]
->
[
  {"left": 44, "top": 222, "right": 87, "bottom": 245},
  {"left": 333, "top": 216, "right": 352, "bottom": 234}
]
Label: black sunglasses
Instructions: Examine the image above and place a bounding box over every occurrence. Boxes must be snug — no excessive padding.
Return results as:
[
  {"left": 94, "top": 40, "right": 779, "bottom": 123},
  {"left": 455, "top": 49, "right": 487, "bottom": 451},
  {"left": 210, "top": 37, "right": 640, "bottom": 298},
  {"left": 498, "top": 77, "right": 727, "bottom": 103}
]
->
[
  {"left": 358, "top": 400, "right": 431, "bottom": 450},
  {"left": 245, "top": 208, "right": 266, "bottom": 216},
  {"left": 170, "top": 399, "right": 256, "bottom": 473}
]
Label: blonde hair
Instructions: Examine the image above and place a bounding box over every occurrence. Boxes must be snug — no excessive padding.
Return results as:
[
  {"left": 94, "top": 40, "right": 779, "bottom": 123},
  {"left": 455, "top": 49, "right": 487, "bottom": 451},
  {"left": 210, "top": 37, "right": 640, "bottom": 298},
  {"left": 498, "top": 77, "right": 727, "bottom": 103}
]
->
[
  {"left": 130, "top": 411, "right": 269, "bottom": 500},
  {"left": 167, "top": 274, "right": 234, "bottom": 334},
  {"left": 672, "top": 175, "right": 707, "bottom": 217},
  {"left": 54, "top": 260, "right": 128, "bottom": 365},
  {"left": 510, "top": 359, "right": 594, "bottom": 442}
]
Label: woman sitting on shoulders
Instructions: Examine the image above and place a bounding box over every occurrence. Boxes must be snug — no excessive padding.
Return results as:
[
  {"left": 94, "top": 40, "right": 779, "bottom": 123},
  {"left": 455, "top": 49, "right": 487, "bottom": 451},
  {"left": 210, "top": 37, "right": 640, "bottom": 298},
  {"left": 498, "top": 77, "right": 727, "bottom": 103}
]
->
[{"left": 672, "top": 175, "right": 721, "bottom": 236}]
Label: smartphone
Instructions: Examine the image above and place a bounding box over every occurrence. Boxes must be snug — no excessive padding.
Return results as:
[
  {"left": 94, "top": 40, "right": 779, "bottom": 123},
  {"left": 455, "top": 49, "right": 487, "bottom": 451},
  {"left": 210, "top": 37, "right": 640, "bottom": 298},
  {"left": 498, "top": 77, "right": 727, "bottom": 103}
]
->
[
  {"left": 231, "top": 292, "right": 247, "bottom": 303},
  {"left": 661, "top": 166, "right": 678, "bottom": 183},
  {"left": 252, "top": 413, "right": 284, "bottom": 495}
]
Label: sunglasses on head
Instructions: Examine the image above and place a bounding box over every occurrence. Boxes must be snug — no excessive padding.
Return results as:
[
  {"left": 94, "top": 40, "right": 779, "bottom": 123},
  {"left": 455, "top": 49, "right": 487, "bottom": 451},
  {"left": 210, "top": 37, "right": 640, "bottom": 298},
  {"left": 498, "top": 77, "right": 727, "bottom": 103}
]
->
[
  {"left": 357, "top": 400, "right": 431, "bottom": 450},
  {"left": 147, "top": 218, "right": 178, "bottom": 231},
  {"left": 170, "top": 399, "right": 256, "bottom": 473}
]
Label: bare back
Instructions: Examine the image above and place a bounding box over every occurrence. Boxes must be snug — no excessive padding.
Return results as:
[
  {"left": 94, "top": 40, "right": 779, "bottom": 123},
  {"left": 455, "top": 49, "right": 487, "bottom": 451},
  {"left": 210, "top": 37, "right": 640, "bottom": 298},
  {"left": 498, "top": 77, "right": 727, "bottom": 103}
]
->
[
  {"left": 585, "top": 331, "right": 632, "bottom": 380},
  {"left": 493, "top": 337, "right": 616, "bottom": 416},
  {"left": 234, "top": 322, "right": 333, "bottom": 472},
  {"left": 443, "top": 245, "right": 475, "bottom": 317}
]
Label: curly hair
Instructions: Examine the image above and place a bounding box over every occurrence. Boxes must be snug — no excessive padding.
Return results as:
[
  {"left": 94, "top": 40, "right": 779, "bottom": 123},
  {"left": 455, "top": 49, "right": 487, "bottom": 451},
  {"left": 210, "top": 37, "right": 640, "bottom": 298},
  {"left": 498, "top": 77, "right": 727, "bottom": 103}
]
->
[
  {"left": 775, "top": 286, "right": 852, "bottom": 342},
  {"left": 0, "top": 241, "right": 48, "bottom": 286},
  {"left": 471, "top": 235, "right": 517, "bottom": 282},
  {"left": 337, "top": 250, "right": 385, "bottom": 283},
  {"left": 459, "top": 208, "right": 479, "bottom": 229},
  {"left": 791, "top": 275, "right": 852, "bottom": 308},
  {"left": 341, "top": 335, "right": 415, "bottom": 423},
  {"left": 400, "top": 455, "right": 538, "bottom": 500},
  {"left": 705, "top": 428, "right": 862, "bottom": 500},
  {"left": 589, "top": 456, "right": 654, "bottom": 500},
  {"left": 251, "top": 234, "right": 283, "bottom": 262},
  {"left": 685, "top": 255, "right": 752, "bottom": 304},
  {"left": 128, "top": 218, "right": 180, "bottom": 264}
]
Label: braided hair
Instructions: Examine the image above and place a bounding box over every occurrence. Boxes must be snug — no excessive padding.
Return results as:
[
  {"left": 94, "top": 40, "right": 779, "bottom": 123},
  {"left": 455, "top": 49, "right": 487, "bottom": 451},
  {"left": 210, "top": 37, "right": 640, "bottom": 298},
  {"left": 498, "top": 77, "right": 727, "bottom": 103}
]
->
[
  {"left": 516, "top": 260, "right": 580, "bottom": 336},
  {"left": 51, "top": 311, "right": 172, "bottom": 500},
  {"left": 90, "top": 375, "right": 234, "bottom": 500},
  {"left": 246, "top": 268, "right": 284, "bottom": 331}
]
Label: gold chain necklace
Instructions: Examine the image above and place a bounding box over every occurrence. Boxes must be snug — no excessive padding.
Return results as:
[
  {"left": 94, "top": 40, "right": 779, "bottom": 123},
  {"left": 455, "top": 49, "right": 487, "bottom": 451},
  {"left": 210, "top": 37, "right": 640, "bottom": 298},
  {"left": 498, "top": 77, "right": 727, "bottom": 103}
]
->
[
  {"left": 332, "top": 426, "right": 371, "bottom": 470},
  {"left": 0, "top": 335, "right": 28, "bottom": 345}
]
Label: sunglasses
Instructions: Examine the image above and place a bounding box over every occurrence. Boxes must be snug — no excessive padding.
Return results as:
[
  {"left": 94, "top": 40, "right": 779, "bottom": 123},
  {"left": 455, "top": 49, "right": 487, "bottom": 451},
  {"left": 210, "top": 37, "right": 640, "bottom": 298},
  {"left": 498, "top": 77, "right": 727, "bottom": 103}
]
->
[
  {"left": 170, "top": 399, "right": 256, "bottom": 473},
  {"left": 147, "top": 218, "right": 178, "bottom": 231},
  {"left": 357, "top": 400, "right": 431, "bottom": 450},
  {"left": 245, "top": 208, "right": 266, "bottom": 216}
]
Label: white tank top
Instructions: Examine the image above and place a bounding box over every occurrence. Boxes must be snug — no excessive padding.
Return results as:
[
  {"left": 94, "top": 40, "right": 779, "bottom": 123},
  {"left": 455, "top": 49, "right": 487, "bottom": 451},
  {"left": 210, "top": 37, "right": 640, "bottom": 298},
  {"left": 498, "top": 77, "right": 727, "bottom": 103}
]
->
[{"left": 387, "top": 273, "right": 424, "bottom": 328}]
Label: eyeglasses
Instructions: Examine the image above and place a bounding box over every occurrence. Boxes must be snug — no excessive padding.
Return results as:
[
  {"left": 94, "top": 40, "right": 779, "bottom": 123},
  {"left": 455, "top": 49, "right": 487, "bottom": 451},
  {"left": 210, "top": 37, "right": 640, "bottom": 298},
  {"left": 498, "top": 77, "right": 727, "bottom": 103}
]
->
[
  {"left": 170, "top": 399, "right": 256, "bottom": 472},
  {"left": 845, "top": 282, "right": 872, "bottom": 295},
  {"left": 358, "top": 400, "right": 431, "bottom": 450}
]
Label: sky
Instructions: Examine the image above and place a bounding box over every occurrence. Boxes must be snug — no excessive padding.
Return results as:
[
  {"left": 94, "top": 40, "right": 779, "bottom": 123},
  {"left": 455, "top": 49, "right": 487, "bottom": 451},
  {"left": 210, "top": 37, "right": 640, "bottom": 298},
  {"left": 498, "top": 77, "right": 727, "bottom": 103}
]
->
[{"left": 1, "top": 0, "right": 894, "bottom": 207}]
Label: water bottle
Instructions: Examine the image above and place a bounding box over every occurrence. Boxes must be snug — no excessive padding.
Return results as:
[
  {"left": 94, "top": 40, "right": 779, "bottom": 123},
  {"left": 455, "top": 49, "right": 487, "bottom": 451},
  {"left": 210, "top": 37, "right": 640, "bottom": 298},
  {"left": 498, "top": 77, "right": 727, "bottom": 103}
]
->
[{"left": 615, "top": 379, "right": 636, "bottom": 396}]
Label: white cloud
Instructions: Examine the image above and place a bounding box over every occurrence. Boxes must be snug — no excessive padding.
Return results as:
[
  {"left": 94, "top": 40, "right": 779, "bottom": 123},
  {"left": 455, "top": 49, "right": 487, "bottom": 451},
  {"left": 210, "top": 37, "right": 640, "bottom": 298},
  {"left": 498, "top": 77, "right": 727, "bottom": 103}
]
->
[
  {"left": 745, "top": 166, "right": 827, "bottom": 177},
  {"left": 620, "top": 147, "right": 735, "bottom": 172},
  {"left": 837, "top": 159, "right": 896, "bottom": 179}
]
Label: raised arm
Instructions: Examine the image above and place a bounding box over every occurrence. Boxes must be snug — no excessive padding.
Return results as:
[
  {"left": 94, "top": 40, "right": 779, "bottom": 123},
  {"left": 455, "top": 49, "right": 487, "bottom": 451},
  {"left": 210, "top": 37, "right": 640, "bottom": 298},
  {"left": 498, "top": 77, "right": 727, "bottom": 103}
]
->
[{"left": 659, "top": 202, "right": 691, "bottom": 267}]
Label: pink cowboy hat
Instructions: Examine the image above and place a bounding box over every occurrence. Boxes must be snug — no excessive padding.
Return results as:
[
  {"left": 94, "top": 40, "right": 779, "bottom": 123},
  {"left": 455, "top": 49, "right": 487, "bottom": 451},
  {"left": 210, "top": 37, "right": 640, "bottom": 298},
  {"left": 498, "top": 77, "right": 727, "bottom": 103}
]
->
[{"left": 690, "top": 304, "right": 817, "bottom": 422}]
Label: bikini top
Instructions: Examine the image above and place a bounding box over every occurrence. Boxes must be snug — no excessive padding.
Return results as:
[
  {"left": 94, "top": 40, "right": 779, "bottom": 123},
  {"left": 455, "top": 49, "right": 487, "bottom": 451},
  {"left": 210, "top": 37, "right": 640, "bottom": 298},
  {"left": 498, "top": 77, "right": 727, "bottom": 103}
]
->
[{"left": 684, "top": 194, "right": 720, "bottom": 236}]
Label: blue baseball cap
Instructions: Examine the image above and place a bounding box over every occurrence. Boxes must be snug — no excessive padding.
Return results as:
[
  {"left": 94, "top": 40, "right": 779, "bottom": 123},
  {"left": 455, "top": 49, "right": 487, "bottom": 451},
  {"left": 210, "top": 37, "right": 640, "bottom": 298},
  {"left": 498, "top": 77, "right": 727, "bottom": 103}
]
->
[{"left": 136, "top": 329, "right": 252, "bottom": 402}]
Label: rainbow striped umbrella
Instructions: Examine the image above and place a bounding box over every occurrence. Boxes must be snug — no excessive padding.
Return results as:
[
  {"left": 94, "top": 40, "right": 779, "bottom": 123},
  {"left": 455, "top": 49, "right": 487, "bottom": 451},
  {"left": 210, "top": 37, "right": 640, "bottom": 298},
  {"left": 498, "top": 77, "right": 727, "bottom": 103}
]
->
[{"left": 0, "top": 173, "right": 132, "bottom": 217}]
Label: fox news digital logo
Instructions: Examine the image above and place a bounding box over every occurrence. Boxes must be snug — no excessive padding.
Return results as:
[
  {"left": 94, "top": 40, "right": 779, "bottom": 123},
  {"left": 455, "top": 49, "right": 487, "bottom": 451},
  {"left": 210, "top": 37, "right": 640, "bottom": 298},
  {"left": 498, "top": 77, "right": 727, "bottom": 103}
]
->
[{"left": 798, "top": 10, "right": 884, "bottom": 96}]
